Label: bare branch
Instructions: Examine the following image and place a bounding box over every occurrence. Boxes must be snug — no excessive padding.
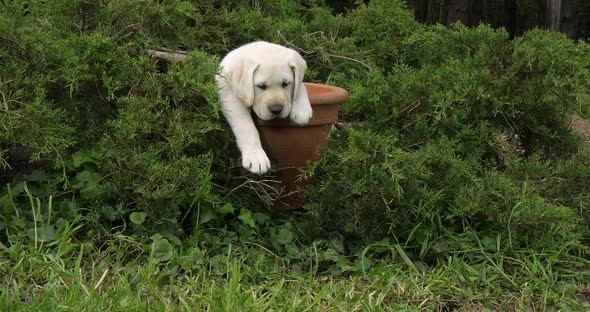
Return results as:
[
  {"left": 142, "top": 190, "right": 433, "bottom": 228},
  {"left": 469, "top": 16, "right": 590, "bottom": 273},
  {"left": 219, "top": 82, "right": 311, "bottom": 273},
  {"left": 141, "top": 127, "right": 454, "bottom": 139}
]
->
[{"left": 145, "top": 49, "right": 188, "bottom": 62}]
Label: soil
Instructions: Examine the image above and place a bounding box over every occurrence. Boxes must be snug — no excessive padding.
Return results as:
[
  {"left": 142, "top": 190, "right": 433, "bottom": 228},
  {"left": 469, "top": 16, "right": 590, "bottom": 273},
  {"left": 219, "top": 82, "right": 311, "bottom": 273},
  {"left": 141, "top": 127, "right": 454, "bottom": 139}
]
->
[{"left": 571, "top": 115, "right": 590, "bottom": 144}]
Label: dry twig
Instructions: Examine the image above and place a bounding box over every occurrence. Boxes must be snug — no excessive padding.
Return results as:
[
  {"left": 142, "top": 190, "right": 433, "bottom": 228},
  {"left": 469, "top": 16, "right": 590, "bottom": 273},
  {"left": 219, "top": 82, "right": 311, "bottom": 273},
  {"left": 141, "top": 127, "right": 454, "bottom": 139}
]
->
[{"left": 146, "top": 49, "right": 189, "bottom": 62}]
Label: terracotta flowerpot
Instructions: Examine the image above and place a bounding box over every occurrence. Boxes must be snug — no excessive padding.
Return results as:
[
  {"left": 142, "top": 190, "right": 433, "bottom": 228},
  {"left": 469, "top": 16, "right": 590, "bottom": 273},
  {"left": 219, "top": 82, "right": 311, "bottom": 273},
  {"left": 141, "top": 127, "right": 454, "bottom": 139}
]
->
[{"left": 255, "top": 83, "right": 349, "bottom": 210}]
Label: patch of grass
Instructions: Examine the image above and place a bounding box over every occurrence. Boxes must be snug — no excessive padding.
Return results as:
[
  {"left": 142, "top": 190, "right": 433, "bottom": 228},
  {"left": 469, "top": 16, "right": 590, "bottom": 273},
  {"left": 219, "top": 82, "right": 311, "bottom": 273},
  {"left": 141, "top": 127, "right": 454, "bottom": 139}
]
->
[
  {"left": 2, "top": 235, "right": 589, "bottom": 311},
  {"left": 1, "top": 190, "right": 588, "bottom": 311}
]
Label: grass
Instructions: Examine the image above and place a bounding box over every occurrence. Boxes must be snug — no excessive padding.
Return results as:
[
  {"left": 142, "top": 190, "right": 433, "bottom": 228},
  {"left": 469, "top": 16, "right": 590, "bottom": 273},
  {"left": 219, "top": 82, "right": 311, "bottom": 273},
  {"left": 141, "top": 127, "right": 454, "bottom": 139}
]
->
[
  {"left": 1, "top": 188, "right": 590, "bottom": 311},
  {"left": 2, "top": 231, "right": 589, "bottom": 310}
]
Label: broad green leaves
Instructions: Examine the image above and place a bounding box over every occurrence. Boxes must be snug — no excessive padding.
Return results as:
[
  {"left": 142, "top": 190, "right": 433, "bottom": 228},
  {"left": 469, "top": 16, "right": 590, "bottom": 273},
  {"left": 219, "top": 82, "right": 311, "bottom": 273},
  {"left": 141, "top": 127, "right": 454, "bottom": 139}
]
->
[
  {"left": 150, "top": 234, "right": 174, "bottom": 263},
  {"left": 129, "top": 212, "right": 147, "bottom": 225}
]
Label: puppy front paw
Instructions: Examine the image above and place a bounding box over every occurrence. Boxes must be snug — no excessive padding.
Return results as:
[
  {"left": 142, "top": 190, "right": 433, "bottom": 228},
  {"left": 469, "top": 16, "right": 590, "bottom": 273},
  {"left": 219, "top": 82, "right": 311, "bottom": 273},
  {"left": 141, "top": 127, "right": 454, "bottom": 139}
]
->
[
  {"left": 241, "top": 148, "right": 271, "bottom": 175},
  {"left": 290, "top": 105, "right": 313, "bottom": 126}
]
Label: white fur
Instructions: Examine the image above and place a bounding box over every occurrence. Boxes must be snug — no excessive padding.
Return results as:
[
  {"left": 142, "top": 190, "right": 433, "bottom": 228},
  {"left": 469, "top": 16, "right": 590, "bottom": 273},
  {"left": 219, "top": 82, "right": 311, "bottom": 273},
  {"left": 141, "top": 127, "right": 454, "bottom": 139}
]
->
[{"left": 216, "top": 41, "right": 312, "bottom": 174}]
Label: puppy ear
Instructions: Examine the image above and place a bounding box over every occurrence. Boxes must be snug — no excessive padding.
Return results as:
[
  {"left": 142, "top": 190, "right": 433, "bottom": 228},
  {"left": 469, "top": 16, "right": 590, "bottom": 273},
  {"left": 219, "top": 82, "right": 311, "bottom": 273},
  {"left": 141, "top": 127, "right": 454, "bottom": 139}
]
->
[
  {"left": 288, "top": 52, "right": 310, "bottom": 108},
  {"left": 221, "top": 57, "right": 259, "bottom": 107}
]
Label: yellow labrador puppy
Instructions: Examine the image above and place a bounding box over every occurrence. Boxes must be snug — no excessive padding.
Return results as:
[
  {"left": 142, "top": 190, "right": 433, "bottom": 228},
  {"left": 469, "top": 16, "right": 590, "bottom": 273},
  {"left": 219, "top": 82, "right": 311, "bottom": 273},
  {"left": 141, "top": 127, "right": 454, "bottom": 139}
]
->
[{"left": 216, "top": 41, "right": 312, "bottom": 174}]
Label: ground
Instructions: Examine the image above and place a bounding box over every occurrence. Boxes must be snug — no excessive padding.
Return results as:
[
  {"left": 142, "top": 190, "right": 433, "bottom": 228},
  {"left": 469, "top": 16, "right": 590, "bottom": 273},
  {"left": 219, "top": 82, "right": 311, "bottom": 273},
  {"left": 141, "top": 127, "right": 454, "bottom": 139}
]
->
[{"left": 572, "top": 115, "right": 590, "bottom": 144}]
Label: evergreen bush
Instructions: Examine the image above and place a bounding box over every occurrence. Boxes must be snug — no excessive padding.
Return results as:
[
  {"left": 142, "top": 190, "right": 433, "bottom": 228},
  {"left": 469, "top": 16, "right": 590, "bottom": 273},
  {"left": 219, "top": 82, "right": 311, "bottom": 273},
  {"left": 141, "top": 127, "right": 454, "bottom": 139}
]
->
[{"left": 304, "top": 21, "right": 590, "bottom": 255}]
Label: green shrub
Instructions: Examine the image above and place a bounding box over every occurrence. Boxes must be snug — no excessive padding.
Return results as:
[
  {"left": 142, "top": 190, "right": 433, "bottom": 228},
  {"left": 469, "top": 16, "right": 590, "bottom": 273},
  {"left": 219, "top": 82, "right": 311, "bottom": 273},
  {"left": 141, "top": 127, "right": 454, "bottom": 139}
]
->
[
  {"left": 305, "top": 24, "right": 590, "bottom": 256},
  {"left": 305, "top": 129, "right": 581, "bottom": 253},
  {"left": 348, "top": 0, "right": 421, "bottom": 69},
  {"left": 0, "top": 1, "right": 241, "bottom": 241}
]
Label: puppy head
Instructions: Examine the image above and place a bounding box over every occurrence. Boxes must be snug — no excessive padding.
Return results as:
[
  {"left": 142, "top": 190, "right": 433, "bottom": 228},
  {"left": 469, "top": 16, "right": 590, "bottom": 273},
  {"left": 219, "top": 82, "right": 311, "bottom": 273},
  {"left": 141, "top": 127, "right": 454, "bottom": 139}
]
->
[
  {"left": 221, "top": 43, "right": 308, "bottom": 121},
  {"left": 251, "top": 63, "right": 294, "bottom": 120}
]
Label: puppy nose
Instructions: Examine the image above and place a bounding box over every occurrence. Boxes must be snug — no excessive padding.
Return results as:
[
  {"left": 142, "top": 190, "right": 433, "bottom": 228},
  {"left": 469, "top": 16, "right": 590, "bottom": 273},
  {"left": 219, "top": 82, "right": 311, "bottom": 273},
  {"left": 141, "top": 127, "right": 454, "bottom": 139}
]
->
[{"left": 269, "top": 104, "right": 283, "bottom": 115}]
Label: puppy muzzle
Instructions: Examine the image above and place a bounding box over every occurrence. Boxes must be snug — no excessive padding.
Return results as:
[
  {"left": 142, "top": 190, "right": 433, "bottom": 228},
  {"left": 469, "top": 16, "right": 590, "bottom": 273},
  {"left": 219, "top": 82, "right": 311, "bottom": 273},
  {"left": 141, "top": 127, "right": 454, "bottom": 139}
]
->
[{"left": 269, "top": 104, "right": 284, "bottom": 115}]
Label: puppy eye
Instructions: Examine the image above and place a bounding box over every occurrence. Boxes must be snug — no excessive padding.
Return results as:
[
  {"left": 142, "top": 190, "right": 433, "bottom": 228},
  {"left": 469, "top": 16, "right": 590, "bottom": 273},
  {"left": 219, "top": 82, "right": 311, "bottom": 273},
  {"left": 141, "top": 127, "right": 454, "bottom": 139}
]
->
[
  {"left": 257, "top": 84, "right": 267, "bottom": 90},
  {"left": 282, "top": 82, "right": 290, "bottom": 88}
]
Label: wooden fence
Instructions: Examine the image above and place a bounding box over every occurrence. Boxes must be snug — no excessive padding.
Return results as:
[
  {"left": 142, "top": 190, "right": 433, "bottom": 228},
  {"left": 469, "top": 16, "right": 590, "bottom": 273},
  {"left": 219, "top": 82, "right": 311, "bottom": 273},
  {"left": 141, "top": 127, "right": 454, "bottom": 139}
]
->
[
  {"left": 406, "top": 0, "right": 590, "bottom": 39},
  {"left": 325, "top": 0, "right": 590, "bottom": 39}
]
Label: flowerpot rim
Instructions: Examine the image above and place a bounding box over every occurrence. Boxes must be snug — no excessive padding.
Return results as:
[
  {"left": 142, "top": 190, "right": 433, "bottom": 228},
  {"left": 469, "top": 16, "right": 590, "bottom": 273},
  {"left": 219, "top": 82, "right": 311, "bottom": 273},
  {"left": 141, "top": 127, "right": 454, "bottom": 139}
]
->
[
  {"left": 304, "top": 82, "right": 349, "bottom": 106},
  {"left": 254, "top": 82, "right": 348, "bottom": 127}
]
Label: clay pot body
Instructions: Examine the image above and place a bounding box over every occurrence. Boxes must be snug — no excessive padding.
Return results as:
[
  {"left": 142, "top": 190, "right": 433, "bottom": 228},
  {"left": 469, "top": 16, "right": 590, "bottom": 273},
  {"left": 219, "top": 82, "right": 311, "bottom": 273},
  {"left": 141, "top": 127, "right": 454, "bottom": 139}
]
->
[{"left": 255, "top": 83, "right": 349, "bottom": 210}]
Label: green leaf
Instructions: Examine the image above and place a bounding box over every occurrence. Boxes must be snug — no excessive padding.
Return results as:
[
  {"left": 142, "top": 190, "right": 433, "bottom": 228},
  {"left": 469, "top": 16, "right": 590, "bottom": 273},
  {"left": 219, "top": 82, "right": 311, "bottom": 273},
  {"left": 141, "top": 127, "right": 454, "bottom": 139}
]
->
[
  {"left": 72, "top": 170, "right": 101, "bottom": 192},
  {"left": 129, "top": 212, "right": 147, "bottom": 225},
  {"left": 218, "top": 203, "right": 235, "bottom": 216},
  {"left": 199, "top": 205, "right": 216, "bottom": 224},
  {"left": 274, "top": 227, "right": 294, "bottom": 245},
  {"left": 102, "top": 203, "right": 125, "bottom": 221},
  {"left": 179, "top": 247, "right": 205, "bottom": 269},
  {"left": 321, "top": 249, "right": 340, "bottom": 262},
  {"left": 58, "top": 200, "right": 78, "bottom": 219},
  {"left": 329, "top": 233, "right": 345, "bottom": 253},
  {"left": 72, "top": 150, "right": 99, "bottom": 167},
  {"left": 432, "top": 240, "right": 449, "bottom": 253},
  {"left": 356, "top": 255, "right": 373, "bottom": 272},
  {"left": 24, "top": 170, "right": 49, "bottom": 182},
  {"left": 0, "top": 193, "right": 14, "bottom": 209},
  {"left": 237, "top": 223, "right": 255, "bottom": 242},
  {"left": 151, "top": 235, "right": 173, "bottom": 262},
  {"left": 150, "top": 233, "right": 164, "bottom": 241},
  {"left": 253, "top": 212, "right": 271, "bottom": 225},
  {"left": 285, "top": 243, "right": 300, "bottom": 257},
  {"left": 26, "top": 225, "right": 56, "bottom": 242},
  {"left": 238, "top": 208, "right": 256, "bottom": 228},
  {"left": 481, "top": 235, "right": 497, "bottom": 252}
]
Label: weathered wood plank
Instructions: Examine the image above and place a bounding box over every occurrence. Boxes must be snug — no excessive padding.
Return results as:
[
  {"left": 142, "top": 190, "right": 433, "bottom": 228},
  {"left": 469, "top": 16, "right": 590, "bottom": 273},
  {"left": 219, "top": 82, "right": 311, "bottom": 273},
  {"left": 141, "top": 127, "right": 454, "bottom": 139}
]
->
[{"left": 405, "top": 0, "right": 589, "bottom": 39}]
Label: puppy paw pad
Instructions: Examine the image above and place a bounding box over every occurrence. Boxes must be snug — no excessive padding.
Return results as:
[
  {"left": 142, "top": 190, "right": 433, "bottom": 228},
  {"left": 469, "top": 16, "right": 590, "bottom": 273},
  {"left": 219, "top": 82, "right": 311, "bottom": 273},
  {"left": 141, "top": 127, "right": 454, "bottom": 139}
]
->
[{"left": 242, "top": 149, "right": 271, "bottom": 175}]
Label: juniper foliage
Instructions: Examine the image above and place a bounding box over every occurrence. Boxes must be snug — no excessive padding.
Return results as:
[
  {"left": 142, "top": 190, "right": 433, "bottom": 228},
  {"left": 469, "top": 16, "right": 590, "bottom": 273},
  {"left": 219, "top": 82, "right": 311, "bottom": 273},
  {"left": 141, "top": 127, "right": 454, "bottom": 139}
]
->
[{"left": 0, "top": 0, "right": 589, "bottom": 259}]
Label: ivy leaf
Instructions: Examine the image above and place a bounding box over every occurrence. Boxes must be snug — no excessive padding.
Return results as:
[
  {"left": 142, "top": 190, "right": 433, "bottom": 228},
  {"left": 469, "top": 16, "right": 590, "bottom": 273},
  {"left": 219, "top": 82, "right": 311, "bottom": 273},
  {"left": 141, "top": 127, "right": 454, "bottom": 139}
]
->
[
  {"left": 322, "top": 249, "right": 340, "bottom": 263},
  {"left": 237, "top": 223, "right": 255, "bottom": 242},
  {"left": 481, "top": 235, "right": 497, "bottom": 252},
  {"left": 274, "top": 227, "right": 294, "bottom": 245},
  {"left": 199, "top": 205, "right": 216, "bottom": 224},
  {"left": 129, "top": 212, "right": 147, "bottom": 225},
  {"left": 24, "top": 170, "right": 49, "bottom": 182},
  {"left": 72, "top": 170, "right": 101, "bottom": 192},
  {"left": 26, "top": 225, "right": 56, "bottom": 242},
  {"left": 151, "top": 234, "right": 173, "bottom": 263},
  {"left": 285, "top": 243, "right": 300, "bottom": 257},
  {"left": 356, "top": 255, "right": 373, "bottom": 272},
  {"left": 0, "top": 193, "right": 13, "bottom": 209},
  {"left": 179, "top": 247, "right": 205, "bottom": 269},
  {"left": 432, "top": 240, "right": 449, "bottom": 253},
  {"left": 218, "top": 203, "right": 235, "bottom": 216},
  {"left": 102, "top": 203, "right": 125, "bottom": 221},
  {"left": 253, "top": 212, "right": 271, "bottom": 225},
  {"left": 238, "top": 208, "right": 256, "bottom": 228},
  {"left": 329, "top": 233, "right": 345, "bottom": 253},
  {"left": 72, "top": 150, "right": 99, "bottom": 167}
]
